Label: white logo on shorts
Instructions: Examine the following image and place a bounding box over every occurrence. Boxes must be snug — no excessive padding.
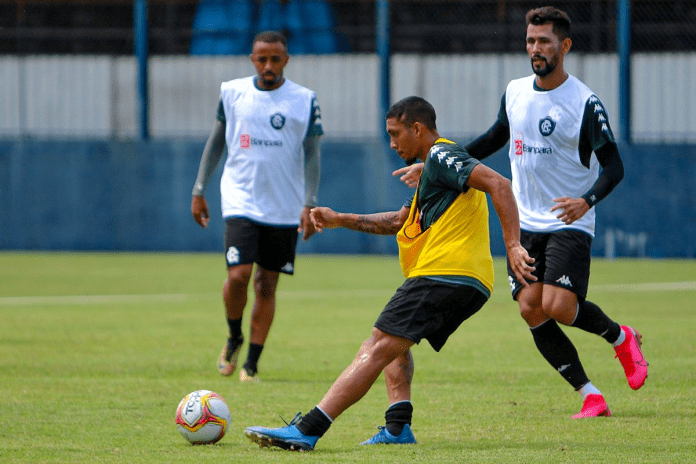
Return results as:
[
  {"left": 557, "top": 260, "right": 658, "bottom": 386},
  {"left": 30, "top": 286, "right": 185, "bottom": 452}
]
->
[
  {"left": 226, "top": 246, "right": 240, "bottom": 265},
  {"left": 556, "top": 275, "right": 572, "bottom": 287},
  {"left": 280, "top": 262, "right": 294, "bottom": 273},
  {"left": 508, "top": 275, "right": 516, "bottom": 292}
]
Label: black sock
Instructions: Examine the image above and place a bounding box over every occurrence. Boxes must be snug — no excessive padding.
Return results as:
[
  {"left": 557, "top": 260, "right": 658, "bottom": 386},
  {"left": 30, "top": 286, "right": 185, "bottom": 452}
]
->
[
  {"left": 531, "top": 319, "right": 589, "bottom": 390},
  {"left": 296, "top": 407, "right": 332, "bottom": 437},
  {"left": 227, "top": 317, "right": 243, "bottom": 341},
  {"left": 571, "top": 300, "right": 621, "bottom": 343},
  {"left": 243, "top": 343, "right": 264, "bottom": 374},
  {"left": 385, "top": 401, "right": 413, "bottom": 436}
]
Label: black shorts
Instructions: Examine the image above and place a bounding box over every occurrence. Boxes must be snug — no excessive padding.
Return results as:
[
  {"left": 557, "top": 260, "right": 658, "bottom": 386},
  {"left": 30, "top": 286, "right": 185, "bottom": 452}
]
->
[
  {"left": 374, "top": 277, "right": 488, "bottom": 352},
  {"left": 507, "top": 229, "right": 592, "bottom": 301},
  {"left": 223, "top": 217, "right": 298, "bottom": 274}
]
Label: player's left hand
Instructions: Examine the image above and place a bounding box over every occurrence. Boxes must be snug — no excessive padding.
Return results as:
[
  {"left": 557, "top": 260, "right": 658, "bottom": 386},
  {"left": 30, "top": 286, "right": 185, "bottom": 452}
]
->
[
  {"left": 393, "top": 163, "right": 423, "bottom": 188},
  {"left": 299, "top": 206, "right": 317, "bottom": 241},
  {"left": 551, "top": 197, "right": 590, "bottom": 225}
]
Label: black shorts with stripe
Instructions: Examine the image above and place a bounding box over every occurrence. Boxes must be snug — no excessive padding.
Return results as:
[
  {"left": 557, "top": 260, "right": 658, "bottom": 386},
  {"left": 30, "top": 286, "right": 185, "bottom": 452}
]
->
[
  {"left": 507, "top": 229, "right": 592, "bottom": 301},
  {"left": 374, "top": 277, "right": 488, "bottom": 352}
]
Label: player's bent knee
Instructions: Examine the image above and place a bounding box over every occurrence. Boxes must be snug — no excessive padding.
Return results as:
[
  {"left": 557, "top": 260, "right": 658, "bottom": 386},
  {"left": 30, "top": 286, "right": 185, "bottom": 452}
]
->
[
  {"left": 370, "top": 328, "right": 413, "bottom": 358},
  {"left": 519, "top": 302, "right": 547, "bottom": 327},
  {"left": 544, "top": 304, "right": 576, "bottom": 325}
]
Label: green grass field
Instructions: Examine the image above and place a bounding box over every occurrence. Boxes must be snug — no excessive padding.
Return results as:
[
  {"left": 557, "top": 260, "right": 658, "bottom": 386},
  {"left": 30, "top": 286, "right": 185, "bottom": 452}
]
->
[{"left": 1, "top": 252, "right": 695, "bottom": 463}]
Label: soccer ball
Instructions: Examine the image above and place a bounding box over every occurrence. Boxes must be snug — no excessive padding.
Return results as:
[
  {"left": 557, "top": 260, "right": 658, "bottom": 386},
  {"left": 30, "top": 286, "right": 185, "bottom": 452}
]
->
[{"left": 175, "top": 390, "right": 231, "bottom": 444}]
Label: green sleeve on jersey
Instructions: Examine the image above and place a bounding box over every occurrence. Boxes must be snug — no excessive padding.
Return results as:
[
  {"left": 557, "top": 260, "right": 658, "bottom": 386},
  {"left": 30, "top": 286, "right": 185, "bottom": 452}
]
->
[
  {"left": 417, "top": 141, "right": 480, "bottom": 230},
  {"left": 423, "top": 143, "right": 478, "bottom": 191},
  {"left": 216, "top": 99, "right": 226, "bottom": 124}
]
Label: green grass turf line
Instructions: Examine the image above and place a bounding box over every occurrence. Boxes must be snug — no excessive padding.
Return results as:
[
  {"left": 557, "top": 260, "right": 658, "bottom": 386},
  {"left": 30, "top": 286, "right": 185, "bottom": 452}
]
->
[{"left": 0, "top": 252, "right": 694, "bottom": 463}]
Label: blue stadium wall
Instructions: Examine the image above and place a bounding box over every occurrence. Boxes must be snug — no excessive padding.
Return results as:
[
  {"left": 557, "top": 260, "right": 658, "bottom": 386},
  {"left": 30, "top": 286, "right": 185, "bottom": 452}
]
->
[{"left": 0, "top": 139, "right": 694, "bottom": 258}]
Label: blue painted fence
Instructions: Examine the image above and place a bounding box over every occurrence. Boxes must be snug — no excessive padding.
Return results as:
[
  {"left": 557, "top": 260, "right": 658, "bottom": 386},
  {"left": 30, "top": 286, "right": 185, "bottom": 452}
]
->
[{"left": 0, "top": 139, "right": 694, "bottom": 258}]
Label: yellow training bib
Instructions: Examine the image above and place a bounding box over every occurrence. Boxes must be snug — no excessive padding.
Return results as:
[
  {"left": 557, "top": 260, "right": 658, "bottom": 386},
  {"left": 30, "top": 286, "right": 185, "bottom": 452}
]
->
[{"left": 397, "top": 187, "right": 494, "bottom": 293}]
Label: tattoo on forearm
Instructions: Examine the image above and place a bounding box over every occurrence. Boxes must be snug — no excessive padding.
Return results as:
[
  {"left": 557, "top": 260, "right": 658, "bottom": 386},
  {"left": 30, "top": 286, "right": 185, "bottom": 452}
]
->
[{"left": 353, "top": 212, "right": 401, "bottom": 235}]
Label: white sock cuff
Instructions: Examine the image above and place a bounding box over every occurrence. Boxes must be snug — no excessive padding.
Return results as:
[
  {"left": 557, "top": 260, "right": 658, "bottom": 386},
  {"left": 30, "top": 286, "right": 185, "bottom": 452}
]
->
[
  {"left": 529, "top": 318, "right": 553, "bottom": 330},
  {"left": 315, "top": 405, "right": 334, "bottom": 423},
  {"left": 578, "top": 382, "right": 602, "bottom": 398},
  {"left": 388, "top": 400, "right": 412, "bottom": 409},
  {"left": 612, "top": 327, "right": 626, "bottom": 347},
  {"left": 570, "top": 302, "right": 580, "bottom": 325}
]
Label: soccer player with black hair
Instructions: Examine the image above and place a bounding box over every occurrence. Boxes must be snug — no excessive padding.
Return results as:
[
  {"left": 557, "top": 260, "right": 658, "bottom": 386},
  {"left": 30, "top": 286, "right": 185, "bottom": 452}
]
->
[{"left": 243, "top": 96, "right": 536, "bottom": 451}]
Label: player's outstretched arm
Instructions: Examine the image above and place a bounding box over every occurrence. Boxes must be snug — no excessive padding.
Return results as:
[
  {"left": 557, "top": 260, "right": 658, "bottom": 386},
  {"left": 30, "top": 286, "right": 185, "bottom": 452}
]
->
[
  {"left": 465, "top": 164, "right": 536, "bottom": 286},
  {"left": 310, "top": 206, "right": 409, "bottom": 235}
]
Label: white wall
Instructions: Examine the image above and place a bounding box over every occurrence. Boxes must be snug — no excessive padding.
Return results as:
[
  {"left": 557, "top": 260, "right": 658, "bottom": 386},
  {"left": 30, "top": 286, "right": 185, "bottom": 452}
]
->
[
  {"left": 0, "top": 53, "right": 694, "bottom": 142},
  {"left": 632, "top": 53, "right": 696, "bottom": 142}
]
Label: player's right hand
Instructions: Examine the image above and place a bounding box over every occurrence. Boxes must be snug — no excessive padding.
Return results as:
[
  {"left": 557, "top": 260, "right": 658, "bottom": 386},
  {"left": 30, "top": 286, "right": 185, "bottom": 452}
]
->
[
  {"left": 393, "top": 163, "right": 424, "bottom": 188},
  {"left": 508, "top": 245, "right": 536, "bottom": 287},
  {"left": 299, "top": 206, "right": 317, "bottom": 241},
  {"left": 191, "top": 195, "right": 210, "bottom": 229}
]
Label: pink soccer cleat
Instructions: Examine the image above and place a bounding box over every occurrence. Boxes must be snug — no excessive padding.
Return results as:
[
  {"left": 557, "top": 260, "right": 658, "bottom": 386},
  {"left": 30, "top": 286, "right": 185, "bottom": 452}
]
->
[
  {"left": 614, "top": 326, "right": 649, "bottom": 390},
  {"left": 572, "top": 394, "right": 612, "bottom": 419}
]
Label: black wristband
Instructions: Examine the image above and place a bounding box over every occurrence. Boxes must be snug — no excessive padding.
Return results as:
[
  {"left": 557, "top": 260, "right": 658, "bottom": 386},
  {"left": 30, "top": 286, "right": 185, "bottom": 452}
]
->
[{"left": 581, "top": 194, "right": 596, "bottom": 208}]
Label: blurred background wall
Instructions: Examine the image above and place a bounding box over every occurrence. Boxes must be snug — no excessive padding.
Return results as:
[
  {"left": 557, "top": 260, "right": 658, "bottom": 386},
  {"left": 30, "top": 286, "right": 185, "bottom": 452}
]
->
[
  {"left": 2, "top": 52, "right": 695, "bottom": 142},
  {"left": 0, "top": 0, "right": 694, "bottom": 257}
]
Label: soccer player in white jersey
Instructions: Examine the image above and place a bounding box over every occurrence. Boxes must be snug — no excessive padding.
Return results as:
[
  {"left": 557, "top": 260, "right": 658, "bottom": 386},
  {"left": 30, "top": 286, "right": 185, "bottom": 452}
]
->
[
  {"left": 191, "top": 31, "right": 323, "bottom": 382},
  {"left": 396, "top": 7, "right": 648, "bottom": 419}
]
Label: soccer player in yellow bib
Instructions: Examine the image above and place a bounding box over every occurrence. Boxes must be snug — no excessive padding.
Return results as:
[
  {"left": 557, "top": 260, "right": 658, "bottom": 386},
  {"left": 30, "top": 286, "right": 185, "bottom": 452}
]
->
[{"left": 243, "top": 96, "right": 535, "bottom": 451}]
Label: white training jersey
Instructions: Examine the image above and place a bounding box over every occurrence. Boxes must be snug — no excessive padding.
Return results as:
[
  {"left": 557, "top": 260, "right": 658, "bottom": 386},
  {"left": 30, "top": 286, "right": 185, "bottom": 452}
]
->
[
  {"left": 505, "top": 74, "right": 604, "bottom": 237},
  {"left": 219, "top": 76, "right": 319, "bottom": 226}
]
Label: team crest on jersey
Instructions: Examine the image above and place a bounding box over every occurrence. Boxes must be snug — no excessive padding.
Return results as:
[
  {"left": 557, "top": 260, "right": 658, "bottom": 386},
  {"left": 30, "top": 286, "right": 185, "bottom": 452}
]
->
[
  {"left": 270, "top": 113, "right": 286, "bottom": 130},
  {"left": 539, "top": 117, "right": 556, "bottom": 136}
]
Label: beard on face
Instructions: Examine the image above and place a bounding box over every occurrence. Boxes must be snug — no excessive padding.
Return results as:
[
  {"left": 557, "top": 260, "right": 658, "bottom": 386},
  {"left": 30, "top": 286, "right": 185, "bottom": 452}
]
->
[
  {"left": 531, "top": 55, "right": 557, "bottom": 77},
  {"left": 404, "top": 156, "right": 418, "bottom": 166},
  {"left": 262, "top": 72, "right": 280, "bottom": 86}
]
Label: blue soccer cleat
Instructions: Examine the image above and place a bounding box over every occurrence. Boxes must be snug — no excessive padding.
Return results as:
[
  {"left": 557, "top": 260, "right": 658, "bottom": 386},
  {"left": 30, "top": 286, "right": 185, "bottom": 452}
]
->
[
  {"left": 360, "top": 424, "right": 417, "bottom": 445},
  {"left": 245, "top": 413, "right": 319, "bottom": 451}
]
